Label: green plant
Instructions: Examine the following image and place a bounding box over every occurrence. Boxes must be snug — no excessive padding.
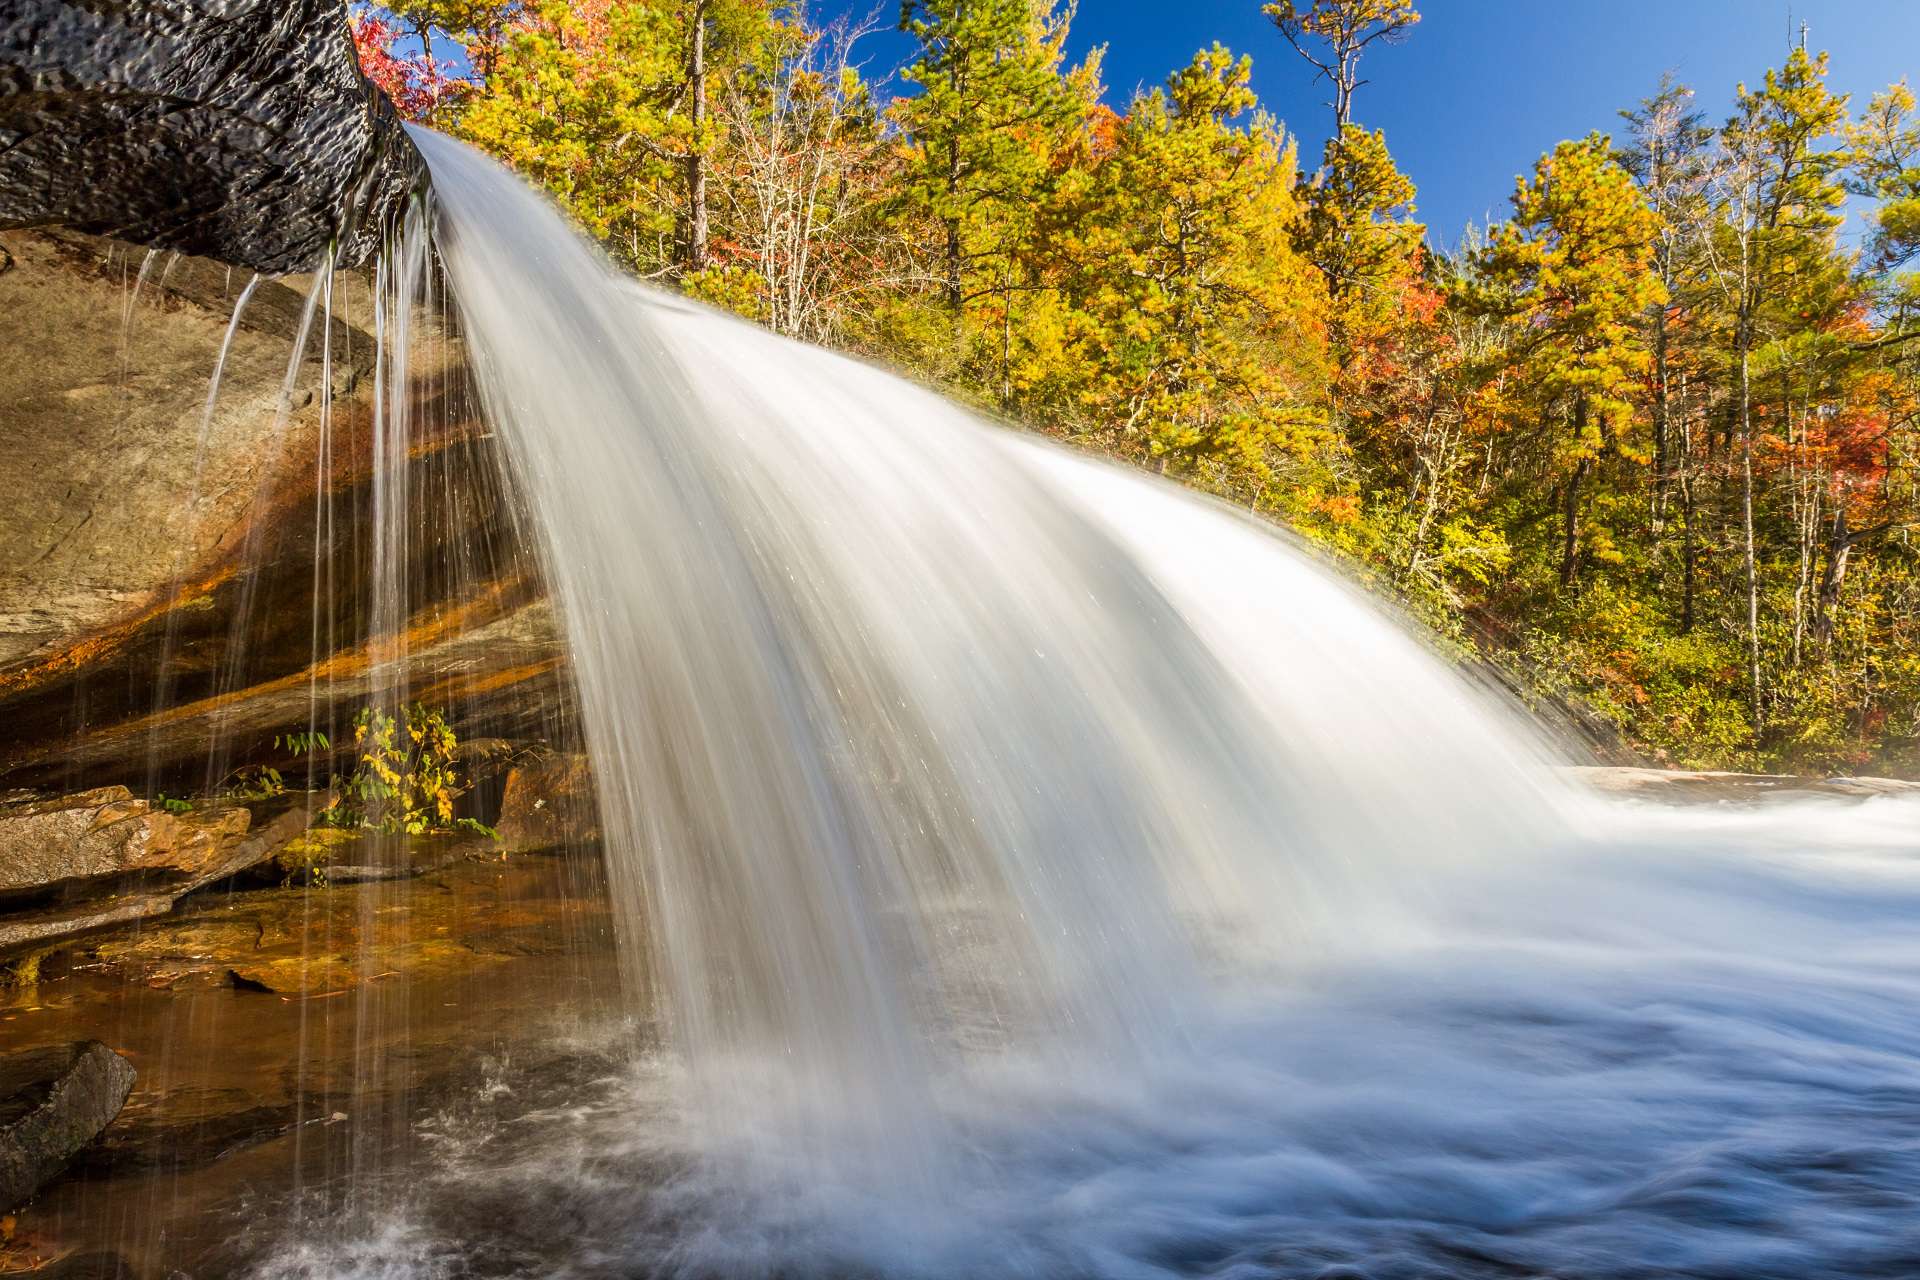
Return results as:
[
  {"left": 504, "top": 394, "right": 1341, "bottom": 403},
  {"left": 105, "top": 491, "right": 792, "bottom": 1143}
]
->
[
  {"left": 323, "top": 703, "right": 479, "bottom": 837},
  {"left": 275, "top": 730, "right": 331, "bottom": 756},
  {"left": 154, "top": 794, "right": 194, "bottom": 815},
  {"left": 220, "top": 765, "right": 287, "bottom": 801}
]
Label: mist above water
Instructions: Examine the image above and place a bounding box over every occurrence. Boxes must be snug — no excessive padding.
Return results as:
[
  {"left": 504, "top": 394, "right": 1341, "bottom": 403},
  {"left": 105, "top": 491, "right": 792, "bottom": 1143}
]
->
[{"left": 257, "top": 130, "right": 1920, "bottom": 1278}]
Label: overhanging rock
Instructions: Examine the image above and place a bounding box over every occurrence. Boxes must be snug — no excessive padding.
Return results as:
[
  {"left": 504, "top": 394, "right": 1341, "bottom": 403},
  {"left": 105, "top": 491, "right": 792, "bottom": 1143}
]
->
[{"left": 0, "top": 0, "right": 420, "bottom": 273}]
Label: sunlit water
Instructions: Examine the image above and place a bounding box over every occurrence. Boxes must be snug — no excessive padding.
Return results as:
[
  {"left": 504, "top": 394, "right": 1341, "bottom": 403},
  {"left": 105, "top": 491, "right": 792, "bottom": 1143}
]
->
[{"left": 256, "top": 132, "right": 1920, "bottom": 1278}]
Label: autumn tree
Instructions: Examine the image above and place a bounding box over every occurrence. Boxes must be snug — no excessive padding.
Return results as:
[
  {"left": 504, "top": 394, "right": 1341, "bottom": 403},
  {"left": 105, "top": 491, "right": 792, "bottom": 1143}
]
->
[
  {"left": 1059, "top": 46, "right": 1327, "bottom": 477},
  {"left": 1480, "top": 132, "right": 1665, "bottom": 590},
  {"left": 1849, "top": 80, "right": 1920, "bottom": 282},
  {"left": 1263, "top": 0, "right": 1418, "bottom": 131}
]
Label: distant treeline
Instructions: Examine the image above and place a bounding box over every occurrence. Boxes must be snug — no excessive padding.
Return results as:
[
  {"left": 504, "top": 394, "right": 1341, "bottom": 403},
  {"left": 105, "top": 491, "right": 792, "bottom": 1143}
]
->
[{"left": 354, "top": 0, "right": 1920, "bottom": 774}]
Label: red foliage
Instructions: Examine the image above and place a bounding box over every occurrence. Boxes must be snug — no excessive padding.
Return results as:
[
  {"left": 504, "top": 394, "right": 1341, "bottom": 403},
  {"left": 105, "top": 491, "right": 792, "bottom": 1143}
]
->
[{"left": 351, "top": 11, "right": 462, "bottom": 122}]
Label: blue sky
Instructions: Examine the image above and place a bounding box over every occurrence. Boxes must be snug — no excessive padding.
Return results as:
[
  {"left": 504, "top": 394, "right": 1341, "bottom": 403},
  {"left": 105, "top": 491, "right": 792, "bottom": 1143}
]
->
[{"left": 827, "top": 0, "right": 1920, "bottom": 249}]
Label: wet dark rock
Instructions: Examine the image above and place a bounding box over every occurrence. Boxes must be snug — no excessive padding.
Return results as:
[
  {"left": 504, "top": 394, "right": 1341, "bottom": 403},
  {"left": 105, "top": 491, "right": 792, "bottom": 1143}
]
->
[
  {"left": 0, "top": 892, "right": 179, "bottom": 963},
  {"left": 24, "top": 1250, "right": 139, "bottom": 1280},
  {"left": 72, "top": 1086, "right": 303, "bottom": 1178},
  {"left": 0, "top": 1041, "right": 135, "bottom": 1212},
  {"left": 497, "top": 753, "right": 600, "bottom": 854},
  {"left": 0, "top": 0, "right": 420, "bottom": 273}
]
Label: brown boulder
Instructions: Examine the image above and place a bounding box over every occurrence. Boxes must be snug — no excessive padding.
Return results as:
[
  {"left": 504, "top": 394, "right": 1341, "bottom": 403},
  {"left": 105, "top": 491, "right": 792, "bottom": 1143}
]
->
[
  {"left": 496, "top": 753, "right": 600, "bottom": 853},
  {"left": 0, "top": 789, "right": 250, "bottom": 895}
]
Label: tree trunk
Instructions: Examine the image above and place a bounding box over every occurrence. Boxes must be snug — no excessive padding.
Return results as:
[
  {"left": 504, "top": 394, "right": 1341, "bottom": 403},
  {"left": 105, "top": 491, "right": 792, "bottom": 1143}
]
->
[
  {"left": 1560, "top": 400, "right": 1590, "bottom": 591},
  {"left": 944, "top": 136, "right": 963, "bottom": 312},
  {"left": 1738, "top": 333, "right": 1762, "bottom": 724},
  {"left": 1812, "top": 508, "right": 1852, "bottom": 648},
  {"left": 1651, "top": 297, "right": 1669, "bottom": 526},
  {"left": 1812, "top": 510, "right": 1896, "bottom": 648},
  {"left": 684, "top": 2, "right": 709, "bottom": 273}
]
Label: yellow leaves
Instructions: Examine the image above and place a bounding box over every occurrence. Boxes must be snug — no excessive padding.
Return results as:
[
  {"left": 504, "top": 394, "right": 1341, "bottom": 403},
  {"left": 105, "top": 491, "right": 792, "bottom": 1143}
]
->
[{"left": 332, "top": 704, "right": 471, "bottom": 838}]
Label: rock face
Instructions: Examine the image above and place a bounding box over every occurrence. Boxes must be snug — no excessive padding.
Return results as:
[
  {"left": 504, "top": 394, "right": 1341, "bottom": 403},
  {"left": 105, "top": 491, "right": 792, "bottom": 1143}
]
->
[
  {"left": 0, "top": 0, "right": 419, "bottom": 273},
  {"left": 496, "top": 753, "right": 600, "bottom": 853},
  {"left": 0, "top": 229, "right": 574, "bottom": 796},
  {"left": 0, "top": 792, "right": 325, "bottom": 959},
  {"left": 0, "top": 1041, "right": 135, "bottom": 1212},
  {"left": 0, "top": 788, "right": 250, "bottom": 897}
]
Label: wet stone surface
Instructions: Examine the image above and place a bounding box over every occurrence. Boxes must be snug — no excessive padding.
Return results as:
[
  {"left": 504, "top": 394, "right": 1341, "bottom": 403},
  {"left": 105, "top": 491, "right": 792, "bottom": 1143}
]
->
[{"left": 0, "top": 852, "right": 621, "bottom": 1277}]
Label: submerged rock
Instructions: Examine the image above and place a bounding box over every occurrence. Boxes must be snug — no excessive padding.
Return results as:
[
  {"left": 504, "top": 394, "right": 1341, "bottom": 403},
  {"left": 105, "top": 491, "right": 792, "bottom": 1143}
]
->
[
  {"left": 78, "top": 856, "right": 608, "bottom": 995},
  {"left": 0, "top": 1041, "right": 135, "bottom": 1212}
]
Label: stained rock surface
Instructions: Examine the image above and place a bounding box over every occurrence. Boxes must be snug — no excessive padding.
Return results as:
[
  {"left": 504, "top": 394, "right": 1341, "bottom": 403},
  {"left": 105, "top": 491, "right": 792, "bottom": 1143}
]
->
[
  {"left": 497, "top": 752, "right": 600, "bottom": 854},
  {"left": 0, "top": 788, "right": 250, "bottom": 896},
  {"left": 0, "top": 229, "right": 571, "bottom": 796}
]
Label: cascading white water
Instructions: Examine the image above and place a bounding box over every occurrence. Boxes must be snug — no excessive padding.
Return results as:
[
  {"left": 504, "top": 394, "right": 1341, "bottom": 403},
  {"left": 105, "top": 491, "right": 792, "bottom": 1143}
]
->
[
  {"left": 406, "top": 126, "right": 1573, "bottom": 1171},
  {"left": 251, "top": 130, "right": 1920, "bottom": 1279}
]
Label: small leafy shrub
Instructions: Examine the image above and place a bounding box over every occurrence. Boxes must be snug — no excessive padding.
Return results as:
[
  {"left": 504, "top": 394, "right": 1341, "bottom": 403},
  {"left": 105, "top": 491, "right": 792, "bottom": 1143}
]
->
[
  {"left": 322, "top": 703, "right": 482, "bottom": 837},
  {"left": 221, "top": 765, "right": 288, "bottom": 801}
]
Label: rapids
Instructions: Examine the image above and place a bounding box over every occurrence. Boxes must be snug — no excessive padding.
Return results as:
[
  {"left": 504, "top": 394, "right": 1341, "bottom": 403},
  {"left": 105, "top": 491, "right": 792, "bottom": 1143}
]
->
[{"left": 250, "top": 132, "right": 1920, "bottom": 1277}]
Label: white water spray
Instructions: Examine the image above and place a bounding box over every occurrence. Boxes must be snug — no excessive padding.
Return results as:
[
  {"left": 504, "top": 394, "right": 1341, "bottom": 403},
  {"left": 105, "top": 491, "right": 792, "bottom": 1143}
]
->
[{"left": 409, "top": 125, "right": 1572, "bottom": 1151}]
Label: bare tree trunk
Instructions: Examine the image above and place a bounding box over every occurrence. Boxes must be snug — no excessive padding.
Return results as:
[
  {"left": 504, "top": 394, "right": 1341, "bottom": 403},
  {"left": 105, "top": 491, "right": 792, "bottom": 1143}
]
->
[
  {"left": 1651, "top": 293, "right": 1670, "bottom": 527},
  {"left": 685, "top": 1, "right": 710, "bottom": 273},
  {"left": 944, "top": 138, "right": 963, "bottom": 312},
  {"left": 1680, "top": 406, "right": 1698, "bottom": 634},
  {"left": 1813, "top": 510, "right": 1895, "bottom": 648},
  {"left": 1812, "top": 508, "right": 1852, "bottom": 648}
]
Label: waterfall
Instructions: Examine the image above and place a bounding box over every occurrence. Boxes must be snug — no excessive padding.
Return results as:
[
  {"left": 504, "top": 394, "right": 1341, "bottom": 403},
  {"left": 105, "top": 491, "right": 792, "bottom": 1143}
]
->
[
  {"left": 204, "top": 128, "right": 1920, "bottom": 1280},
  {"left": 405, "top": 128, "right": 1570, "bottom": 1177}
]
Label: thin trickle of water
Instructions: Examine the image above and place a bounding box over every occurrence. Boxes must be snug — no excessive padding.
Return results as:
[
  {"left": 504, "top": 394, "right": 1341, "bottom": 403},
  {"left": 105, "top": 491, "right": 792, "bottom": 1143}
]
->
[{"left": 197, "top": 264, "right": 334, "bottom": 793}]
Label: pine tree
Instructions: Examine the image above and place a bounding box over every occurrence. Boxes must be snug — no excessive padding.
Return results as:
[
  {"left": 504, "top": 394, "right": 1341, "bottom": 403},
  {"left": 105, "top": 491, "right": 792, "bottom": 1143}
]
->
[
  {"left": 1712, "top": 45, "right": 1849, "bottom": 718},
  {"left": 1262, "top": 0, "right": 1418, "bottom": 131},
  {"left": 1480, "top": 132, "right": 1666, "bottom": 590},
  {"left": 457, "top": 0, "right": 784, "bottom": 276},
  {"left": 1064, "top": 45, "right": 1327, "bottom": 477},
  {"left": 893, "top": 0, "right": 1097, "bottom": 317}
]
